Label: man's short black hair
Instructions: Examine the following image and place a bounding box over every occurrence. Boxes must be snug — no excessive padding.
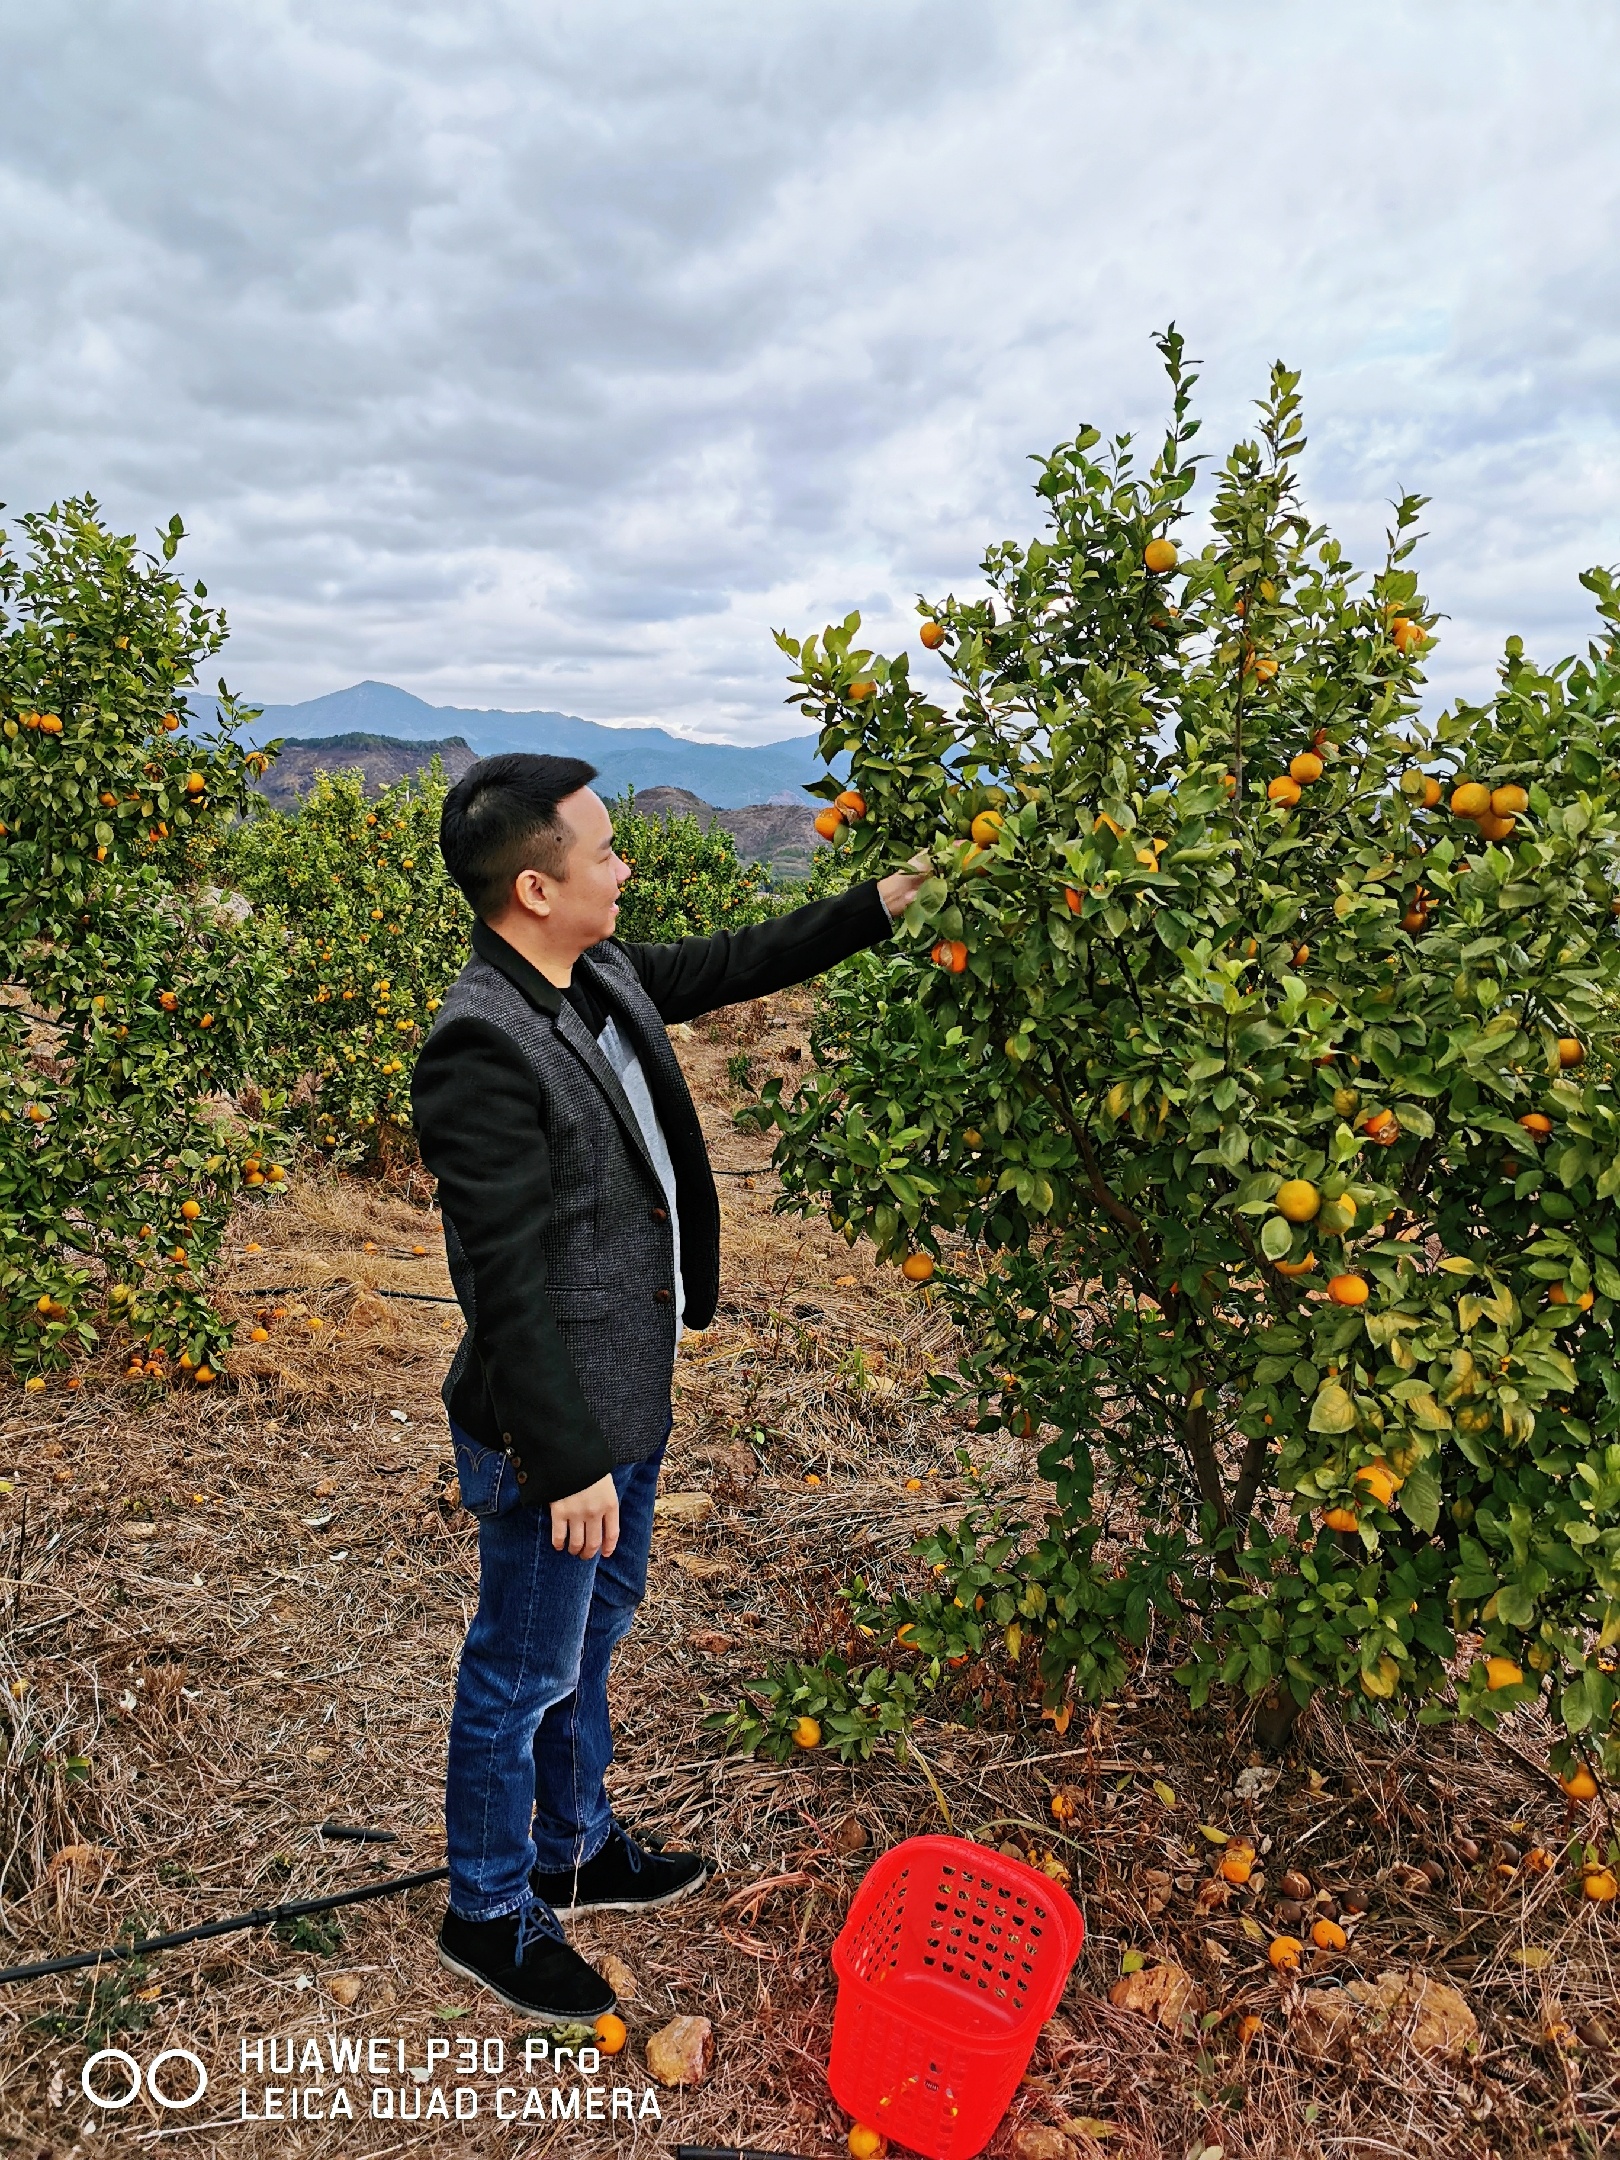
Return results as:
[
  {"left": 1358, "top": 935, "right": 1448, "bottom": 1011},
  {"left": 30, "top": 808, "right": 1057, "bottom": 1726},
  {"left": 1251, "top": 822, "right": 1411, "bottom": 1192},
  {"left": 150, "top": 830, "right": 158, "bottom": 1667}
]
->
[{"left": 439, "top": 753, "right": 600, "bottom": 920}]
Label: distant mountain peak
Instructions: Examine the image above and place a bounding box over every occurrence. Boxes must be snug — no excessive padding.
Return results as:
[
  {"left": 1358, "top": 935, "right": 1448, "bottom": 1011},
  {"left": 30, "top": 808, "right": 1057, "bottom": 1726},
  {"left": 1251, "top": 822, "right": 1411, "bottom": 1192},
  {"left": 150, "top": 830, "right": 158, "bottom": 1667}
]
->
[{"left": 207, "top": 680, "right": 842, "bottom": 810}]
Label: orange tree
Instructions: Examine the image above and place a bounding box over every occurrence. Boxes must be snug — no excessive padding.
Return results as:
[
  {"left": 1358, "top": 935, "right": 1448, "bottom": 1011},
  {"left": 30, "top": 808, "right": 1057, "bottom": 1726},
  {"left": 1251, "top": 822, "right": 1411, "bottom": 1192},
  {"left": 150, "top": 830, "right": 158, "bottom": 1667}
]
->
[
  {"left": 230, "top": 766, "right": 470, "bottom": 1163},
  {"left": 716, "top": 333, "right": 1620, "bottom": 1785},
  {"left": 0, "top": 498, "right": 283, "bottom": 1385},
  {"left": 608, "top": 787, "right": 777, "bottom": 942}
]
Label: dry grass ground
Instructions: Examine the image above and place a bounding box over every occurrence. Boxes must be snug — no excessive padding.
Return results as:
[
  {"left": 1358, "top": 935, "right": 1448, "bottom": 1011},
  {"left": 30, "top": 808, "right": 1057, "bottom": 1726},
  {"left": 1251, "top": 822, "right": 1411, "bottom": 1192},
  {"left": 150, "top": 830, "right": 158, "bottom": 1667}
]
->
[{"left": 1, "top": 985, "right": 1617, "bottom": 2159}]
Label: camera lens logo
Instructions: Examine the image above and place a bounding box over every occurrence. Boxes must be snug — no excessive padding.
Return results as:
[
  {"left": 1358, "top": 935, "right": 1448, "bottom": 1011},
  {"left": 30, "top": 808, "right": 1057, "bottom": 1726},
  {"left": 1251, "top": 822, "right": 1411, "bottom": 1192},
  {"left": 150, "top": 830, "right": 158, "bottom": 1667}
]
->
[{"left": 82, "top": 2048, "right": 209, "bottom": 2111}]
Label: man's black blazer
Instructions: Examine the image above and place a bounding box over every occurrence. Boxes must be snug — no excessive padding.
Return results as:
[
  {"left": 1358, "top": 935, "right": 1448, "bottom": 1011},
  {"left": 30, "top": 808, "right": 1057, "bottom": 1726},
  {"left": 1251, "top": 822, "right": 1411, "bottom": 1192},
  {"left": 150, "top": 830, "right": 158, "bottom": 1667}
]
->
[{"left": 410, "top": 882, "right": 894, "bottom": 1501}]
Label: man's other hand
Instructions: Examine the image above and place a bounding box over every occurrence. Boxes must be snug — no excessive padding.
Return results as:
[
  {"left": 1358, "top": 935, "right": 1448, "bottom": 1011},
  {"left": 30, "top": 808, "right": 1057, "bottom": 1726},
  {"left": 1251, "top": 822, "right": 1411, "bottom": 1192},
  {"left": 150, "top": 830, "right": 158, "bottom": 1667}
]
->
[
  {"left": 878, "top": 850, "right": 933, "bottom": 920},
  {"left": 550, "top": 1472, "right": 620, "bottom": 1558}
]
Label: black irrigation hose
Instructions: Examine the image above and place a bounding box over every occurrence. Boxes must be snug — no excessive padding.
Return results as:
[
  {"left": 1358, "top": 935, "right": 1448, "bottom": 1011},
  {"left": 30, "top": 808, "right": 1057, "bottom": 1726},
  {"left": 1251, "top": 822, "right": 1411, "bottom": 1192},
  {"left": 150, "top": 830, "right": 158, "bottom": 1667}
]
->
[
  {"left": 240, "top": 1285, "right": 461, "bottom": 1306},
  {"left": 0, "top": 1864, "right": 450, "bottom": 1987}
]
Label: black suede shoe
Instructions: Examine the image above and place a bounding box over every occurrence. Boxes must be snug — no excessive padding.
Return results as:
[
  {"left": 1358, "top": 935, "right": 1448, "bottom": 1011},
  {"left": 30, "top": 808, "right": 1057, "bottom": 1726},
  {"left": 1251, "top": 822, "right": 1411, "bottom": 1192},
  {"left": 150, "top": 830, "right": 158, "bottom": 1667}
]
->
[
  {"left": 531, "top": 1823, "right": 713, "bottom": 1919},
  {"left": 437, "top": 1900, "right": 617, "bottom": 2019}
]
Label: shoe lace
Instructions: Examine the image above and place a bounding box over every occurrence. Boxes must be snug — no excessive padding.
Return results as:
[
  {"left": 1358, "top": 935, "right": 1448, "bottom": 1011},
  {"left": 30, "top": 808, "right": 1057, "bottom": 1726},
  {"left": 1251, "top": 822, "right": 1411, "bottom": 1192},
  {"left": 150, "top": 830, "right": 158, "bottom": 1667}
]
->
[
  {"left": 513, "top": 1898, "right": 565, "bottom": 1966},
  {"left": 615, "top": 1825, "right": 645, "bottom": 1877}
]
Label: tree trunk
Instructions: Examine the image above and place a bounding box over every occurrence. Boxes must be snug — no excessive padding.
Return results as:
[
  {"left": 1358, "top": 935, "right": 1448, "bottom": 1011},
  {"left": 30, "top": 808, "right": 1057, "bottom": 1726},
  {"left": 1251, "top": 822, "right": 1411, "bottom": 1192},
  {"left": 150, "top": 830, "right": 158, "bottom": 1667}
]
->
[{"left": 1252, "top": 1685, "right": 1307, "bottom": 1754}]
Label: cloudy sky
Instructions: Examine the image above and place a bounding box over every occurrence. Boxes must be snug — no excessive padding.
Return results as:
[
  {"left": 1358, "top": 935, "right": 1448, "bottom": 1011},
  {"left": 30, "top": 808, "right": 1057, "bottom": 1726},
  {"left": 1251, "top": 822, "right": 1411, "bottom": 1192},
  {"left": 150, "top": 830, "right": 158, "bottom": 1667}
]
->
[{"left": 2, "top": 1, "right": 1618, "bottom": 743}]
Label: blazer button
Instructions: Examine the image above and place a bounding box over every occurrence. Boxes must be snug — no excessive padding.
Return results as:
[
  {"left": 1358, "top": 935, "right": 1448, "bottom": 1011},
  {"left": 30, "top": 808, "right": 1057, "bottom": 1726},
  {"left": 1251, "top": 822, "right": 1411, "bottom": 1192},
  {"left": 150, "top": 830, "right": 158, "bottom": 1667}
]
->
[
  {"left": 517, "top": 1471, "right": 528, "bottom": 1484},
  {"left": 502, "top": 1432, "right": 513, "bottom": 1445},
  {"left": 653, "top": 1287, "right": 673, "bottom": 1304},
  {"left": 650, "top": 1205, "right": 668, "bottom": 1223}
]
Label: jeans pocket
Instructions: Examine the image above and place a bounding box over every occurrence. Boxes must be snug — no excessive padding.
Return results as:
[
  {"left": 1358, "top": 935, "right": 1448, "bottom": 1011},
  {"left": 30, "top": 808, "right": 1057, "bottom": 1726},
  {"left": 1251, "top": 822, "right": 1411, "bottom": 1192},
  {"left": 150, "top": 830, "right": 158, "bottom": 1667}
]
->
[{"left": 451, "top": 1432, "right": 509, "bottom": 1519}]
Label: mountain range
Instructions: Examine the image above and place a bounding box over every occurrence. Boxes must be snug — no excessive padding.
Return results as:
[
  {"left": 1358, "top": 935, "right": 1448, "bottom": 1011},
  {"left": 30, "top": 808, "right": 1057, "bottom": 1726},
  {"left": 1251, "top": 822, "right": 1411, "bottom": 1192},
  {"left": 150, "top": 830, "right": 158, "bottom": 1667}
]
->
[{"left": 193, "top": 680, "right": 834, "bottom": 810}]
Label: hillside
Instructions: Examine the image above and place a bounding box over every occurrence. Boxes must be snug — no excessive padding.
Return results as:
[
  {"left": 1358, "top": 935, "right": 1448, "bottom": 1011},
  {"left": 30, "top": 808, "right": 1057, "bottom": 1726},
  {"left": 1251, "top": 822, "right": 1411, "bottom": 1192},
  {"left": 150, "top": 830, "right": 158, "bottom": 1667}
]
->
[
  {"left": 631, "top": 784, "right": 822, "bottom": 878},
  {"left": 190, "top": 680, "right": 838, "bottom": 809},
  {"left": 248, "top": 731, "right": 478, "bottom": 805}
]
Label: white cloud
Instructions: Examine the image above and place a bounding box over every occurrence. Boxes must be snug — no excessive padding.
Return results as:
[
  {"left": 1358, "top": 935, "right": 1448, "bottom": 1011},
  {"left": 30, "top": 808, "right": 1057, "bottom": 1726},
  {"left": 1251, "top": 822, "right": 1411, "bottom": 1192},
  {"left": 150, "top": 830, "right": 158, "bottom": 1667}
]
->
[{"left": 1, "top": 0, "right": 1617, "bottom": 741}]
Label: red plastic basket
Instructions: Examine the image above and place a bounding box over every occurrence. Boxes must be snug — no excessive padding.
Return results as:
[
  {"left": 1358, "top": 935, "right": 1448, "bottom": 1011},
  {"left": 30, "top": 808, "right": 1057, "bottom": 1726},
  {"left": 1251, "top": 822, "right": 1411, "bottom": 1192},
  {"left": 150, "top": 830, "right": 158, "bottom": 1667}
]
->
[{"left": 828, "top": 1834, "right": 1085, "bottom": 2160}]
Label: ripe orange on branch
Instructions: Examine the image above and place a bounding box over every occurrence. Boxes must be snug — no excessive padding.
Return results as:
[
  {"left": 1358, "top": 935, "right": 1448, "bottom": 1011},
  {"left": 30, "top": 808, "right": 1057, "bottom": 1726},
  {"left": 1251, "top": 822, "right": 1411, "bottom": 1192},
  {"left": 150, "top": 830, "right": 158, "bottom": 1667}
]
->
[
  {"left": 1321, "top": 1506, "right": 1360, "bottom": 1534},
  {"left": 1143, "top": 537, "right": 1178, "bottom": 573},
  {"left": 970, "top": 810, "right": 1005, "bottom": 847},
  {"left": 813, "top": 809, "right": 845, "bottom": 841},
  {"left": 1557, "top": 1038, "right": 1584, "bottom": 1067},
  {"left": 1275, "top": 1179, "right": 1321, "bottom": 1223},
  {"left": 1267, "top": 775, "right": 1301, "bottom": 806},
  {"left": 1519, "top": 1112, "right": 1553, "bottom": 1137},
  {"left": 1450, "top": 781, "right": 1491, "bottom": 818},
  {"left": 931, "top": 939, "right": 968, "bottom": 973},
  {"left": 919, "top": 620, "right": 946, "bottom": 649},
  {"left": 834, "top": 790, "right": 867, "bottom": 820},
  {"left": 1327, "top": 1273, "right": 1369, "bottom": 1307},
  {"left": 1289, "top": 752, "right": 1324, "bottom": 783},
  {"left": 901, "top": 1252, "right": 936, "bottom": 1283},
  {"left": 1491, "top": 784, "right": 1529, "bottom": 815}
]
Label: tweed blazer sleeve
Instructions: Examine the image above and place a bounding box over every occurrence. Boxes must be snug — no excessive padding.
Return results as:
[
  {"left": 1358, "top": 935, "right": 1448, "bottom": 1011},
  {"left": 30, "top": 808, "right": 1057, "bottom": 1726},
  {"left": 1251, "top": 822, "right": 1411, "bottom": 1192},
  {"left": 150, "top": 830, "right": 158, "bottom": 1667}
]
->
[
  {"left": 410, "top": 1015, "right": 613, "bottom": 1502},
  {"left": 617, "top": 878, "right": 893, "bottom": 1023}
]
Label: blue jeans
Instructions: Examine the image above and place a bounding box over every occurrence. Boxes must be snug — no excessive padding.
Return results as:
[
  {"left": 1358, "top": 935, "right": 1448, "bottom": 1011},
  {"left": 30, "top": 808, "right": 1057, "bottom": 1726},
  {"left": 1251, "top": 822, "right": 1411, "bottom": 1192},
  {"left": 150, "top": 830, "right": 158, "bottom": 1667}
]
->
[{"left": 444, "top": 1421, "right": 668, "bottom": 1922}]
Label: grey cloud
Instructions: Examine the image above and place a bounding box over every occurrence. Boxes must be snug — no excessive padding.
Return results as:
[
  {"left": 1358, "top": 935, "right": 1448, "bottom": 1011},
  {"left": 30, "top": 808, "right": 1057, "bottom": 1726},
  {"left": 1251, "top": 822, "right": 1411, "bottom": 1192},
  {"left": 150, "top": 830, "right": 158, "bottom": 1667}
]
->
[{"left": 1, "top": 0, "right": 1617, "bottom": 742}]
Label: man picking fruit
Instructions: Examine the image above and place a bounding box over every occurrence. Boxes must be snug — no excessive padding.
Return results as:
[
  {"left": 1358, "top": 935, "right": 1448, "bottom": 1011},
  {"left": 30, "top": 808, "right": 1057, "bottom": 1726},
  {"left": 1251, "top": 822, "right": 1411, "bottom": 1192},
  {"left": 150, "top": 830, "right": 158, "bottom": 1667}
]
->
[{"left": 411, "top": 753, "right": 927, "bottom": 2018}]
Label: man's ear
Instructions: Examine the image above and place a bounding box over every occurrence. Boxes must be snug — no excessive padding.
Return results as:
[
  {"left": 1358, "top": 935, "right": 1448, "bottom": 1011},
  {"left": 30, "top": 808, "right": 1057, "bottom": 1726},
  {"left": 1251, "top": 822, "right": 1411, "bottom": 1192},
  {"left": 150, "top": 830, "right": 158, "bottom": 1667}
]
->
[{"left": 511, "top": 867, "right": 554, "bottom": 920}]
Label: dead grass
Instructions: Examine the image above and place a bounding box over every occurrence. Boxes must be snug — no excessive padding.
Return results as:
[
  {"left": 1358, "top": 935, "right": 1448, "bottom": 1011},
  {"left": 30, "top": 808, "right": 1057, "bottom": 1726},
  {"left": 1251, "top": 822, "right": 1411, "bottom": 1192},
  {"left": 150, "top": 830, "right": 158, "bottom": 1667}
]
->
[{"left": 0, "top": 985, "right": 1616, "bottom": 2158}]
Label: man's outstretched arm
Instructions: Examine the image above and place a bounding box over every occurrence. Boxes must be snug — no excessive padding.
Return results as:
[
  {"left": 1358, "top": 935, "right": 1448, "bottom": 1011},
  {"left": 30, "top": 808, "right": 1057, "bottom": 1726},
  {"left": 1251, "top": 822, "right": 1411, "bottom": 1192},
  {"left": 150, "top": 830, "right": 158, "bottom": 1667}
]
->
[{"left": 618, "top": 858, "right": 929, "bottom": 1024}]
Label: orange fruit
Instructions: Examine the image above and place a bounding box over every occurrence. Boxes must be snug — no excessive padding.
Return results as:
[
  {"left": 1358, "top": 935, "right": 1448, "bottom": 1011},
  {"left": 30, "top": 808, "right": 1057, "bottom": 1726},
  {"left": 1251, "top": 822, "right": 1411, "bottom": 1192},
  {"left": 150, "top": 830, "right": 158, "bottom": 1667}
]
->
[
  {"left": 901, "top": 1253, "right": 936, "bottom": 1283},
  {"left": 1275, "top": 1179, "right": 1321, "bottom": 1223},
  {"left": 919, "top": 620, "right": 946, "bottom": 649},
  {"left": 1491, "top": 785, "right": 1529, "bottom": 815},
  {"left": 1321, "top": 1506, "right": 1360, "bottom": 1535},
  {"left": 813, "top": 808, "right": 845, "bottom": 841},
  {"left": 1219, "top": 1841, "right": 1256, "bottom": 1885},
  {"left": 158, "top": 990, "right": 178, "bottom": 1011},
  {"left": 1267, "top": 774, "right": 1301, "bottom": 806},
  {"left": 184, "top": 771, "right": 205, "bottom": 795},
  {"left": 1561, "top": 1766, "right": 1598, "bottom": 1802},
  {"left": 1354, "top": 1461, "right": 1401, "bottom": 1507},
  {"left": 849, "top": 679, "right": 875, "bottom": 702},
  {"left": 970, "top": 810, "right": 1005, "bottom": 847},
  {"left": 1273, "top": 1255, "right": 1317, "bottom": 1277},
  {"left": 161, "top": 713, "right": 180, "bottom": 731},
  {"left": 594, "top": 2013, "right": 628, "bottom": 2054},
  {"left": 1252, "top": 655, "right": 1279, "bottom": 682},
  {"left": 250, "top": 1326, "right": 269, "bottom": 1343},
  {"left": 1391, "top": 617, "right": 1426, "bottom": 653},
  {"left": 1420, "top": 775, "right": 1442, "bottom": 808},
  {"left": 1327, "top": 1273, "right": 1369, "bottom": 1307},
  {"left": 1063, "top": 887, "right": 1083, "bottom": 914},
  {"left": 1312, "top": 1918, "right": 1347, "bottom": 1951},
  {"left": 1094, "top": 812, "right": 1123, "bottom": 837},
  {"left": 1268, "top": 1935, "right": 1303, "bottom": 1971},
  {"left": 1477, "top": 812, "right": 1516, "bottom": 841},
  {"left": 1483, "top": 1656, "right": 1523, "bottom": 1691},
  {"left": 791, "top": 1715, "right": 821, "bottom": 1749},
  {"left": 1401, "top": 907, "right": 1429, "bottom": 933},
  {"left": 1292, "top": 944, "right": 1310, "bottom": 966},
  {"left": 1222, "top": 773, "right": 1238, "bottom": 795},
  {"left": 1237, "top": 2013, "right": 1263, "bottom": 2045},
  {"left": 180, "top": 1199, "right": 201, "bottom": 1221},
  {"left": 1557, "top": 1038, "right": 1584, "bottom": 1067},
  {"left": 1450, "top": 781, "right": 1490, "bottom": 818},
  {"left": 1144, "top": 537, "right": 1178, "bottom": 574},
  {"left": 1582, "top": 1866, "right": 1617, "bottom": 1904},
  {"left": 848, "top": 2128, "right": 888, "bottom": 2160},
  {"left": 931, "top": 939, "right": 968, "bottom": 974},
  {"left": 835, "top": 790, "right": 867, "bottom": 820},
  {"left": 1289, "top": 752, "right": 1324, "bottom": 784},
  {"left": 1519, "top": 1112, "right": 1553, "bottom": 1137}
]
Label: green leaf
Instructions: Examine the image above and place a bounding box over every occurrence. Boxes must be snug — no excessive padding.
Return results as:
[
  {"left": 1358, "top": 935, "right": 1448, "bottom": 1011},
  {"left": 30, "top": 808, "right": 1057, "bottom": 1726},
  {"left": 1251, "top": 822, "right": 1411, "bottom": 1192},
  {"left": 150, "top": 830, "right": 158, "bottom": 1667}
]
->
[
  {"left": 1309, "top": 1381, "right": 1356, "bottom": 1434},
  {"left": 1260, "top": 1214, "right": 1293, "bottom": 1261}
]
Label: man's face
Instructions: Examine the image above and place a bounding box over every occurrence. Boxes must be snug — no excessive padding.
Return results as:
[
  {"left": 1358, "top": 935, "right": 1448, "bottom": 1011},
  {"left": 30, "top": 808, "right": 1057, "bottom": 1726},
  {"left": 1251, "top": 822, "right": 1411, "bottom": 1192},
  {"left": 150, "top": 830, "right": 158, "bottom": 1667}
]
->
[{"left": 522, "top": 787, "right": 632, "bottom": 952}]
